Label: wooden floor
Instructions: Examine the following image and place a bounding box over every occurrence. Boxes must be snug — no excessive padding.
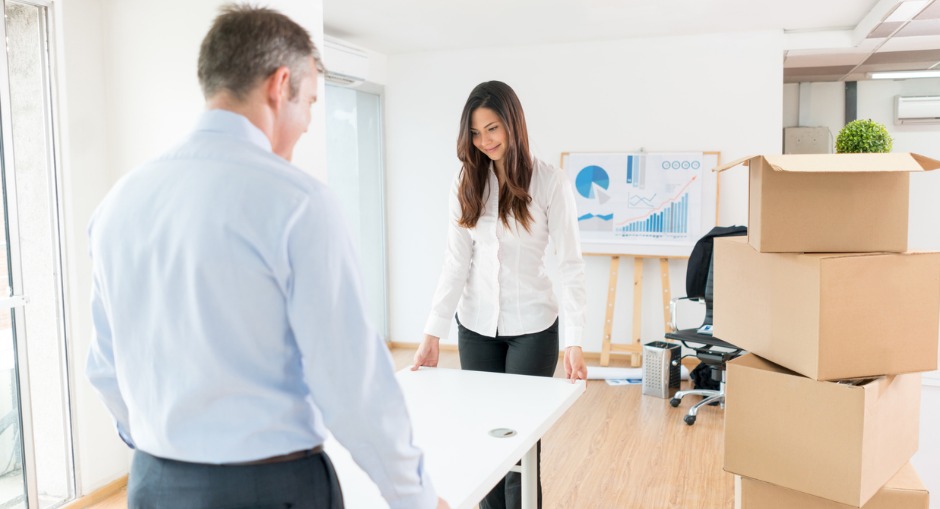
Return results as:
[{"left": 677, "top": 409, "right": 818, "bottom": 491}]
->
[{"left": 82, "top": 348, "right": 733, "bottom": 509}]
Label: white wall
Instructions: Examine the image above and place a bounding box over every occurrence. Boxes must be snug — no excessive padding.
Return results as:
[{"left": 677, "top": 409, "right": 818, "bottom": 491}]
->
[
  {"left": 385, "top": 31, "right": 784, "bottom": 350},
  {"left": 104, "top": 1, "right": 327, "bottom": 180},
  {"left": 363, "top": 47, "right": 388, "bottom": 87},
  {"left": 56, "top": 0, "right": 326, "bottom": 494},
  {"left": 57, "top": 0, "right": 128, "bottom": 494},
  {"left": 917, "top": 385, "right": 940, "bottom": 509}
]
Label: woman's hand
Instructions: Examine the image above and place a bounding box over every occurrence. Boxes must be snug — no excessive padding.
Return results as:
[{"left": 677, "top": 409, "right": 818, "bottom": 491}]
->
[
  {"left": 564, "top": 346, "right": 587, "bottom": 382},
  {"left": 411, "top": 334, "right": 441, "bottom": 370}
]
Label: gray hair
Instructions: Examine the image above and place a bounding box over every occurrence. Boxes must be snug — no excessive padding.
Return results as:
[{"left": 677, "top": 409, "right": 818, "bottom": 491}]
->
[{"left": 198, "top": 4, "right": 325, "bottom": 101}]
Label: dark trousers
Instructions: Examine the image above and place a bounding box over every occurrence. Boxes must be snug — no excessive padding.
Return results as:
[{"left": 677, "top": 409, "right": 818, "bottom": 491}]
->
[
  {"left": 457, "top": 316, "right": 558, "bottom": 509},
  {"left": 128, "top": 449, "right": 344, "bottom": 509}
]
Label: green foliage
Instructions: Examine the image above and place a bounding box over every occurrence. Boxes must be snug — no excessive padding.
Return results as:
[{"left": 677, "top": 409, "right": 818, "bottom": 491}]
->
[{"left": 835, "top": 119, "right": 893, "bottom": 153}]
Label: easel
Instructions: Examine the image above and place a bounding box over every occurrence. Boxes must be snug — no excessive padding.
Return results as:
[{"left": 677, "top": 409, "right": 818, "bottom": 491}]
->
[
  {"left": 585, "top": 253, "right": 688, "bottom": 366},
  {"left": 562, "top": 151, "right": 721, "bottom": 367}
]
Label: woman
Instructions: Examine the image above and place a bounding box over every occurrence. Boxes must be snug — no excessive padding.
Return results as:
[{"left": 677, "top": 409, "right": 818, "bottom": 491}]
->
[{"left": 412, "top": 81, "right": 587, "bottom": 509}]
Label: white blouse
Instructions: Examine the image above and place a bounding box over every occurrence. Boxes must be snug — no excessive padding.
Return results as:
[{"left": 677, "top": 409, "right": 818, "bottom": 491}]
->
[{"left": 424, "top": 157, "right": 587, "bottom": 348}]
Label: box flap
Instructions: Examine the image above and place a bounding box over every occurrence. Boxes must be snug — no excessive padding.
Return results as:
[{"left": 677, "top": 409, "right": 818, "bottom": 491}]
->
[
  {"left": 714, "top": 155, "right": 754, "bottom": 172},
  {"left": 729, "top": 353, "right": 803, "bottom": 378},
  {"left": 911, "top": 153, "right": 940, "bottom": 171},
  {"left": 715, "top": 153, "right": 940, "bottom": 173}
]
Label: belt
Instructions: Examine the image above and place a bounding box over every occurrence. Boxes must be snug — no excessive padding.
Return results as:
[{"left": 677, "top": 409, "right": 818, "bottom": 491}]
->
[{"left": 225, "top": 445, "right": 324, "bottom": 466}]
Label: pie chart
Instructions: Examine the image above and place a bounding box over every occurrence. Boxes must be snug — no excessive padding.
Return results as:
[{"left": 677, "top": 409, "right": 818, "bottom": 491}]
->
[{"left": 575, "top": 165, "right": 610, "bottom": 200}]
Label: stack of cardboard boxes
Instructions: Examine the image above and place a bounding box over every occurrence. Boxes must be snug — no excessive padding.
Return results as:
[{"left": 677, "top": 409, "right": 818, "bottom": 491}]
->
[{"left": 712, "top": 153, "right": 940, "bottom": 509}]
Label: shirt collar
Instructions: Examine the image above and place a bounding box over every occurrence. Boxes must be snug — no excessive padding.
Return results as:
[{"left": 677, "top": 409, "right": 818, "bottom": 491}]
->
[{"left": 196, "top": 109, "right": 273, "bottom": 153}]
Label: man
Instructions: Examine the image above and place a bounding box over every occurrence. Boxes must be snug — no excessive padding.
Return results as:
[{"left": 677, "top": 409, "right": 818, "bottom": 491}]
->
[{"left": 86, "top": 5, "right": 447, "bottom": 508}]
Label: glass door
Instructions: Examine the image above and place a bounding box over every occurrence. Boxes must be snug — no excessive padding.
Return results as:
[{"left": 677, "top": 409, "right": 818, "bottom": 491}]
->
[
  {"left": 0, "top": 218, "right": 27, "bottom": 505},
  {"left": 0, "top": 1, "right": 74, "bottom": 507},
  {"left": 325, "top": 85, "right": 389, "bottom": 338},
  {"left": 0, "top": 2, "right": 32, "bottom": 505}
]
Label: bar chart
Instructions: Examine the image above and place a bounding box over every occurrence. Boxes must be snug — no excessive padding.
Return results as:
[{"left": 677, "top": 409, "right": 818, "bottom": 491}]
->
[{"left": 616, "top": 192, "right": 690, "bottom": 238}]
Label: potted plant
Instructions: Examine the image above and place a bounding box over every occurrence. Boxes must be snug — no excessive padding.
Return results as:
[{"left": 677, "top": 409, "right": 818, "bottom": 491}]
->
[{"left": 835, "top": 119, "right": 893, "bottom": 153}]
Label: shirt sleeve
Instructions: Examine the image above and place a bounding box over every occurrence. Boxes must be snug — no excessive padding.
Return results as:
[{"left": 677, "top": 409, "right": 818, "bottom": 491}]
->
[
  {"left": 546, "top": 167, "right": 587, "bottom": 348},
  {"left": 85, "top": 250, "right": 136, "bottom": 449},
  {"left": 284, "top": 190, "right": 437, "bottom": 509},
  {"left": 423, "top": 172, "right": 472, "bottom": 339}
]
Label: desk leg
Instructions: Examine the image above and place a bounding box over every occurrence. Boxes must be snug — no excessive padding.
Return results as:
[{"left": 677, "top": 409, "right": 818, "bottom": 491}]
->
[{"left": 521, "top": 443, "right": 538, "bottom": 509}]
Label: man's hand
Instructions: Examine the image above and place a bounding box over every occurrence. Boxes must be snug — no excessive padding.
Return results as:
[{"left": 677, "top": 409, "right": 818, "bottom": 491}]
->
[
  {"left": 411, "top": 334, "right": 441, "bottom": 370},
  {"left": 437, "top": 497, "right": 450, "bottom": 509},
  {"left": 564, "top": 346, "right": 587, "bottom": 382}
]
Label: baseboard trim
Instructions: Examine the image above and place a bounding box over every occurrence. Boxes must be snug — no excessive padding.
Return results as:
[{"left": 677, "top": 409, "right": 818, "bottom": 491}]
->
[
  {"left": 389, "top": 340, "right": 459, "bottom": 352},
  {"left": 61, "top": 475, "right": 127, "bottom": 509},
  {"left": 388, "top": 341, "right": 644, "bottom": 362}
]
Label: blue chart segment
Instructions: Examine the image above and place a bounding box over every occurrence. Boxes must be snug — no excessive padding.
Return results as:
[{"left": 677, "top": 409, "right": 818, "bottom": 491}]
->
[
  {"left": 575, "top": 165, "right": 609, "bottom": 199},
  {"left": 617, "top": 192, "right": 689, "bottom": 237},
  {"left": 626, "top": 155, "right": 641, "bottom": 187},
  {"left": 578, "top": 213, "right": 614, "bottom": 221}
]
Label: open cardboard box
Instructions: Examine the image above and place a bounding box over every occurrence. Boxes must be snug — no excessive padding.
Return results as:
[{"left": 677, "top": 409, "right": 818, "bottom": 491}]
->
[
  {"left": 734, "top": 462, "right": 929, "bottom": 509},
  {"left": 715, "top": 153, "right": 940, "bottom": 253},
  {"left": 724, "top": 353, "right": 921, "bottom": 507},
  {"left": 713, "top": 236, "right": 940, "bottom": 381}
]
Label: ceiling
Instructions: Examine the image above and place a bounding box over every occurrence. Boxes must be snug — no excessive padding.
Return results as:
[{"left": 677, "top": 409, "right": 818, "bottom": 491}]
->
[
  {"left": 323, "top": 0, "right": 940, "bottom": 83},
  {"left": 785, "top": 0, "right": 940, "bottom": 82}
]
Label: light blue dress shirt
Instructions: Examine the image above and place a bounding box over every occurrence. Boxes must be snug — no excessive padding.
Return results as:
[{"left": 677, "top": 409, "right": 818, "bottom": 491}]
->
[{"left": 86, "top": 109, "right": 436, "bottom": 508}]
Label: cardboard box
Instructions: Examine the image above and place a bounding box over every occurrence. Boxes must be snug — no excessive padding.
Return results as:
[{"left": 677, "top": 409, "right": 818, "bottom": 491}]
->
[
  {"left": 713, "top": 236, "right": 940, "bottom": 380},
  {"left": 734, "top": 463, "right": 929, "bottom": 509},
  {"left": 715, "top": 153, "right": 940, "bottom": 253},
  {"left": 724, "top": 354, "right": 921, "bottom": 507}
]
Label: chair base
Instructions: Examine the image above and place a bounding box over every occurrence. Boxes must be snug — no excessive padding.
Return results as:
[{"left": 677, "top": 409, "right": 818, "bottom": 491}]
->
[{"left": 670, "top": 389, "right": 724, "bottom": 426}]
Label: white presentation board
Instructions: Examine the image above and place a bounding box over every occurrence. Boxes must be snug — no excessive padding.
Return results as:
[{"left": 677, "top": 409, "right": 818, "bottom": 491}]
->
[{"left": 562, "top": 151, "right": 720, "bottom": 256}]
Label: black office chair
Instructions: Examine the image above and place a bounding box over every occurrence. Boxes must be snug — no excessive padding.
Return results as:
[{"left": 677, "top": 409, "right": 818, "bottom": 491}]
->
[{"left": 665, "top": 227, "right": 745, "bottom": 426}]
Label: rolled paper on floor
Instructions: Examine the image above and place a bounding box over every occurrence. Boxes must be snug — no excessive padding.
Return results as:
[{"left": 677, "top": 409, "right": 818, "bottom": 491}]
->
[{"left": 586, "top": 365, "right": 690, "bottom": 381}]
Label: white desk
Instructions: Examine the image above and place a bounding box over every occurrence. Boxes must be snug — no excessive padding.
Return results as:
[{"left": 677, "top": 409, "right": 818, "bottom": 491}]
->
[{"left": 325, "top": 367, "right": 584, "bottom": 509}]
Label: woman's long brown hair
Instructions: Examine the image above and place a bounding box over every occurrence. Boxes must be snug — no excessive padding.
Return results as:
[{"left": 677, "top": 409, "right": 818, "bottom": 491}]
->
[{"left": 456, "top": 81, "right": 534, "bottom": 232}]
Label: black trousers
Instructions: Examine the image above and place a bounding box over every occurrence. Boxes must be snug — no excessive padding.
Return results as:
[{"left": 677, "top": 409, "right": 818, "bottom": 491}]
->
[
  {"left": 128, "top": 449, "right": 344, "bottom": 509},
  {"left": 457, "top": 316, "right": 559, "bottom": 509}
]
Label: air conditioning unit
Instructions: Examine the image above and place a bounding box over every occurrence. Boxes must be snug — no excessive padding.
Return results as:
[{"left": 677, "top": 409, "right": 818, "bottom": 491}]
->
[
  {"left": 895, "top": 95, "right": 940, "bottom": 125},
  {"left": 322, "top": 36, "right": 369, "bottom": 87}
]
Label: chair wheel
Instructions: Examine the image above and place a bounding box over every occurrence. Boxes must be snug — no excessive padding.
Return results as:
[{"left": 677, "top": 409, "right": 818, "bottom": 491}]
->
[
  {"left": 684, "top": 415, "right": 696, "bottom": 426},
  {"left": 669, "top": 398, "right": 680, "bottom": 407}
]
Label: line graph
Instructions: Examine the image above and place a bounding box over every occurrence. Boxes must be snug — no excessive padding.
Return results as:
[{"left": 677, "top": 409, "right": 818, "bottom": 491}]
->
[{"left": 628, "top": 193, "right": 657, "bottom": 208}]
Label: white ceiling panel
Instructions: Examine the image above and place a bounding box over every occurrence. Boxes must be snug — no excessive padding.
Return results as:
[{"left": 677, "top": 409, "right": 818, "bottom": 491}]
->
[
  {"left": 784, "top": 51, "right": 870, "bottom": 68},
  {"left": 878, "top": 33, "right": 940, "bottom": 50}
]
